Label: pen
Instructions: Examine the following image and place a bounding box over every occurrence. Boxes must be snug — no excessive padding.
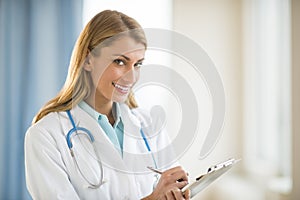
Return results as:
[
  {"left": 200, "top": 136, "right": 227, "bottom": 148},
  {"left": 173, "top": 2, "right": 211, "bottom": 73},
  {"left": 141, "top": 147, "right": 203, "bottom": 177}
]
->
[
  {"left": 147, "top": 166, "right": 187, "bottom": 182},
  {"left": 147, "top": 166, "right": 163, "bottom": 174}
]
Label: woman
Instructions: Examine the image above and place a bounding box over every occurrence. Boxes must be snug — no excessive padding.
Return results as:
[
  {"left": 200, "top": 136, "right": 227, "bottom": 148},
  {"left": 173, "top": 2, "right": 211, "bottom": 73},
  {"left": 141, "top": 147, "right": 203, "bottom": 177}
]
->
[{"left": 25, "top": 10, "right": 190, "bottom": 200}]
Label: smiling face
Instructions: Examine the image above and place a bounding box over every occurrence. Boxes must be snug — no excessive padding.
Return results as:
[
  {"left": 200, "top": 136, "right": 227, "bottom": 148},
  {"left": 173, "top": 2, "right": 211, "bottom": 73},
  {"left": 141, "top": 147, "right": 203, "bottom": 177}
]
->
[{"left": 84, "top": 36, "right": 145, "bottom": 108}]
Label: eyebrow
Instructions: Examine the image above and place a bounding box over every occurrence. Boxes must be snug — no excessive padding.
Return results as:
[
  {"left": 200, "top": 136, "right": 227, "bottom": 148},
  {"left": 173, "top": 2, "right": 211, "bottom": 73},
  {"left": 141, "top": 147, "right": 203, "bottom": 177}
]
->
[{"left": 113, "top": 54, "right": 145, "bottom": 62}]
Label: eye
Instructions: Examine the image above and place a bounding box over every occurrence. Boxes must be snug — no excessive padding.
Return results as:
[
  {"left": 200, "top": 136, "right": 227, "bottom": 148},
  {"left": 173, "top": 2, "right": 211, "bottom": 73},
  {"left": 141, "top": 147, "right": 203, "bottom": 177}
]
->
[
  {"left": 113, "top": 59, "right": 126, "bottom": 66},
  {"left": 134, "top": 62, "right": 143, "bottom": 69}
]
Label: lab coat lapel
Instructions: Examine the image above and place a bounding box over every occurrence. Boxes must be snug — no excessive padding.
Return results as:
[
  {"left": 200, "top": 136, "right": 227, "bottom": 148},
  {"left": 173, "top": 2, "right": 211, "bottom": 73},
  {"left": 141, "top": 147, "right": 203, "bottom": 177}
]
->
[
  {"left": 119, "top": 103, "right": 141, "bottom": 153},
  {"left": 120, "top": 104, "right": 155, "bottom": 174}
]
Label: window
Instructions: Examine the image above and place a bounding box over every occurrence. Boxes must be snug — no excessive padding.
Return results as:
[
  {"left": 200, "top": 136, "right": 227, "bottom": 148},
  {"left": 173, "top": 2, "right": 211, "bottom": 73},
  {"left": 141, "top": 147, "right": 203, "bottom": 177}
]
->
[{"left": 243, "top": 0, "right": 291, "bottom": 179}]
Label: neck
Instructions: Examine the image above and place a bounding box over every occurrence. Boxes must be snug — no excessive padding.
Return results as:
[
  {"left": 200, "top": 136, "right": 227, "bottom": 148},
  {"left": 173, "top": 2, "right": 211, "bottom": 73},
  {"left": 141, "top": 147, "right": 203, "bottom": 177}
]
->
[
  {"left": 85, "top": 97, "right": 115, "bottom": 125},
  {"left": 85, "top": 89, "right": 117, "bottom": 125},
  {"left": 85, "top": 94, "right": 113, "bottom": 117}
]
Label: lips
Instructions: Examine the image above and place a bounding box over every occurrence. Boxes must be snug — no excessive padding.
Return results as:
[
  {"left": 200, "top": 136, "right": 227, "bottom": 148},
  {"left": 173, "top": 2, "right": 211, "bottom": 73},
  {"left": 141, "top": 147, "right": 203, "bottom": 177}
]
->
[{"left": 112, "top": 82, "right": 131, "bottom": 94}]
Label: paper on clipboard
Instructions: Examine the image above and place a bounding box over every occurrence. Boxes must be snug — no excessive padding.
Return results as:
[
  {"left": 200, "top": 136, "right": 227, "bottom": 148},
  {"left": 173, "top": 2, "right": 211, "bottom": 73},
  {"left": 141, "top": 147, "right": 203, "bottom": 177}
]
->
[{"left": 182, "top": 158, "right": 240, "bottom": 198}]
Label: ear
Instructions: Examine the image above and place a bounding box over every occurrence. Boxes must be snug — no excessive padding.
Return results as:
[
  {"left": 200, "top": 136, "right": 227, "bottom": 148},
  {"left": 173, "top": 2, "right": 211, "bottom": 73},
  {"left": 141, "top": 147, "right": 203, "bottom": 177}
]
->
[{"left": 83, "top": 52, "right": 93, "bottom": 71}]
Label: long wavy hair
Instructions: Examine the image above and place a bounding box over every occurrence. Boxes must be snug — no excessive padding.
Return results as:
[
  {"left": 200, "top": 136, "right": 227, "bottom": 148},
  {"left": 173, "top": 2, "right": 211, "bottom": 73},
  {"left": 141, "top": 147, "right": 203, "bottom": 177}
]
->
[{"left": 33, "top": 10, "right": 147, "bottom": 124}]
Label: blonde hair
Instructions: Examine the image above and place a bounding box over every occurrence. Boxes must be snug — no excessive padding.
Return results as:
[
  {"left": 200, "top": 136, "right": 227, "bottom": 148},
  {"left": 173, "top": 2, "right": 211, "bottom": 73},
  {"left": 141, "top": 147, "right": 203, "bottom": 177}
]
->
[{"left": 33, "top": 10, "right": 147, "bottom": 124}]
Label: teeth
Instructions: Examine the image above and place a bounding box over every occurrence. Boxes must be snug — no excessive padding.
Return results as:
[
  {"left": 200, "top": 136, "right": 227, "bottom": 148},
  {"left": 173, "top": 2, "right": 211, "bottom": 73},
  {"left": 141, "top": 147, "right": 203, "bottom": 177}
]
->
[{"left": 113, "top": 83, "right": 130, "bottom": 92}]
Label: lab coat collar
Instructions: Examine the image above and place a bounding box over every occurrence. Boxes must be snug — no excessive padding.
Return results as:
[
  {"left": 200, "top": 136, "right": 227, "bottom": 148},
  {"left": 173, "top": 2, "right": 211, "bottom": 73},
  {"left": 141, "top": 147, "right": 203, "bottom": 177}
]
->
[{"left": 66, "top": 104, "right": 150, "bottom": 174}]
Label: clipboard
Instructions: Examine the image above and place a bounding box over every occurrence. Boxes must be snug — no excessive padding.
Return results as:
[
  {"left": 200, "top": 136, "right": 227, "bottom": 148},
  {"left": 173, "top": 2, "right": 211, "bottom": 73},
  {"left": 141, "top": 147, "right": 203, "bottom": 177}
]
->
[{"left": 182, "top": 158, "right": 240, "bottom": 198}]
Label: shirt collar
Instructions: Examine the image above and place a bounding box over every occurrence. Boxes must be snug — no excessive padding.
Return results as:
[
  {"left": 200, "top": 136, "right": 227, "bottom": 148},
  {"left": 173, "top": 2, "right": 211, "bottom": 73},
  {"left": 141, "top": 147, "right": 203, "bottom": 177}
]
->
[{"left": 78, "top": 101, "right": 122, "bottom": 128}]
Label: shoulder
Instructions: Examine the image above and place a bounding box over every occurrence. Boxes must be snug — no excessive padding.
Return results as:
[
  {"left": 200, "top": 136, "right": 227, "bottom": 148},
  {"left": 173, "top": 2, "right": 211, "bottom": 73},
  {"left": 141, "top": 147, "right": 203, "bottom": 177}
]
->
[
  {"left": 133, "top": 105, "right": 166, "bottom": 130},
  {"left": 131, "top": 107, "right": 152, "bottom": 124},
  {"left": 28, "top": 112, "right": 61, "bottom": 133},
  {"left": 25, "top": 111, "right": 65, "bottom": 146},
  {"left": 119, "top": 103, "right": 166, "bottom": 127},
  {"left": 118, "top": 103, "right": 153, "bottom": 125},
  {"left": 125, "top": 104, "right": 166, "bottom": 135}
]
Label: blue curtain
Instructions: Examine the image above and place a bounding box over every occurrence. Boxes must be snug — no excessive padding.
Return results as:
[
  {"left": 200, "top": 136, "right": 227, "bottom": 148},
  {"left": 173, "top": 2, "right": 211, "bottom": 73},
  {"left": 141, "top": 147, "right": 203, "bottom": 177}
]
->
[{"left": 0, "top": 0, "right": 82, "bottom": 199}]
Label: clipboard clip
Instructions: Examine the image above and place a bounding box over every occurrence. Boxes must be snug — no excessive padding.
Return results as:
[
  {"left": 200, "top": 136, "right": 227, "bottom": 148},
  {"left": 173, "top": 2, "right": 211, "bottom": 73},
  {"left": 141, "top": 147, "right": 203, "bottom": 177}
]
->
[
  {"left": 207, "top": 158, "right": 238, "bottom": 173},
  {"left": 196, "top": 158, "right": 240, "bottom": 181}
]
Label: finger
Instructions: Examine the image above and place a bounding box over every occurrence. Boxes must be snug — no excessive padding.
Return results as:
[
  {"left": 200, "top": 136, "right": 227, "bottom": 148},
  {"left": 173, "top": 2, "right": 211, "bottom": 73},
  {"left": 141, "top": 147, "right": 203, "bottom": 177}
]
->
[
  {"left": 183, "top": 189, "right": 190, "bottom": 200},
  {"left": 172, "top": 170, "right": 189, "bottom": 182},
  {"left": 172, "top": 188, "right": 184, "bottom": 200},
  {"left": 175, "top": 181, "right": 189, "bottom": 189},
  {"left": 160, "top": 196, "right": 167, "bottom": 200},
  {"left": 163, "top": 167, "right": 188, "bottom": 183},
  {"left": 165, "top": 189, "right": 175, "bottom": 200},
  {"left": 170, "top": 167, "right": 189, "bottom": 177},
  {"left": 164, "top": 166, "right": 184, "bottom": 175},
  {"left": 178, "top": 172, "right": 189, "bottom": 182}
]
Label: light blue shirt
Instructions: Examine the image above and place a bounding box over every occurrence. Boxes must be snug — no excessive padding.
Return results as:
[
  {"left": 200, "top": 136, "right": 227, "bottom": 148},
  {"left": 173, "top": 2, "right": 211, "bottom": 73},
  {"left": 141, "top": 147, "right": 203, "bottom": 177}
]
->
[{"left": 78, "top": 101, "right": 124, "bottom": 155}]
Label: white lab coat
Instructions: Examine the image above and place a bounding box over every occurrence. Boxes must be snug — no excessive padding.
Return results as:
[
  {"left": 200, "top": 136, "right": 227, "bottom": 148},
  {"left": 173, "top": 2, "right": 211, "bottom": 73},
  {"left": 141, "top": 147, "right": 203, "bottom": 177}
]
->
[{"left": 25, "top": 103, "right": 176, "bottom": 200}]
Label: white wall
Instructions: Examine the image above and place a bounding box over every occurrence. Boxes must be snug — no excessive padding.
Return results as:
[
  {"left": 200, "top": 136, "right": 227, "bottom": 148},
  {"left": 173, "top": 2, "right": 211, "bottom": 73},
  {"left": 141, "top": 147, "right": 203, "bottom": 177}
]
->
[
  {"left": 82, "top": 0, "right": 172, "bottom": 29},
  {"left": 173, "top": 0, "right": 243, "bottom": 199}
]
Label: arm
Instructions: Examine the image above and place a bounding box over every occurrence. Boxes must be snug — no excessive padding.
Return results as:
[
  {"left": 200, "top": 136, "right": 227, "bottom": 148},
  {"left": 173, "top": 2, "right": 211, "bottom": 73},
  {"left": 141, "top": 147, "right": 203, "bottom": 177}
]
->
[{"left": 24, "top": 125, "right": 80, "bottom": 200}]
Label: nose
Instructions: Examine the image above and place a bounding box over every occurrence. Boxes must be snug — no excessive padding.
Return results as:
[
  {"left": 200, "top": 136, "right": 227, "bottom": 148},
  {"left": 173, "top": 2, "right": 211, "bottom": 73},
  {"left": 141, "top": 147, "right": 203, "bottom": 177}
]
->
[{"left": 123, "top": 67, "right": 138, "bottom": 83}]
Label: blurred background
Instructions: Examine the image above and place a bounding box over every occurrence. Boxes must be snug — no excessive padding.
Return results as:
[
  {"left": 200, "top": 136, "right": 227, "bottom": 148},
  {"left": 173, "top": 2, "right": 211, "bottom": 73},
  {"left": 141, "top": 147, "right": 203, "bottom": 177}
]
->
[{"left": 0, "top": 0, "right": 299, "bottom": 199}]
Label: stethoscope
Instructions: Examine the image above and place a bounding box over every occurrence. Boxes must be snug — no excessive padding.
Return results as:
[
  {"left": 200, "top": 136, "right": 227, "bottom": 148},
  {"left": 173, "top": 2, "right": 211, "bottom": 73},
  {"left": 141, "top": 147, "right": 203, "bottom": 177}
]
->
[{"left": 65, "top": 110, "right": 158, "bottom": 189}]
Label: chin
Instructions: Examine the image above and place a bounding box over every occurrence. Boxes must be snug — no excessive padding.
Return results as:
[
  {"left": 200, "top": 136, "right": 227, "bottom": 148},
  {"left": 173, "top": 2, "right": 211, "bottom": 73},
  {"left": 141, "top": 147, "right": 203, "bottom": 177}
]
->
[{"left": 112, "top": 94, "right": 129, "bottom": 103}]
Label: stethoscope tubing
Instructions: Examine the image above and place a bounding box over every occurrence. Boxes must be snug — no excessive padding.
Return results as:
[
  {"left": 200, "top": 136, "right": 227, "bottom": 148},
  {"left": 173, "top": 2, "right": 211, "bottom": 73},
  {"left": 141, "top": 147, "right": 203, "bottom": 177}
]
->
[
  {"left": 65, "top": 109, "right": 158, "bottom": 188},
  {"left": 66, "top": 110, "right": 95, "bottom": 148}
]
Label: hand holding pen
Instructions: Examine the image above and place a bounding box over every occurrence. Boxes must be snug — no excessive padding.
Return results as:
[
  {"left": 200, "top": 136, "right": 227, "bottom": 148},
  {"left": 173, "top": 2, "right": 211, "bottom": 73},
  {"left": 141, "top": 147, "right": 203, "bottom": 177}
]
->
[{"left": 144, "top": 166, "right": 190, "bottom": 200}]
